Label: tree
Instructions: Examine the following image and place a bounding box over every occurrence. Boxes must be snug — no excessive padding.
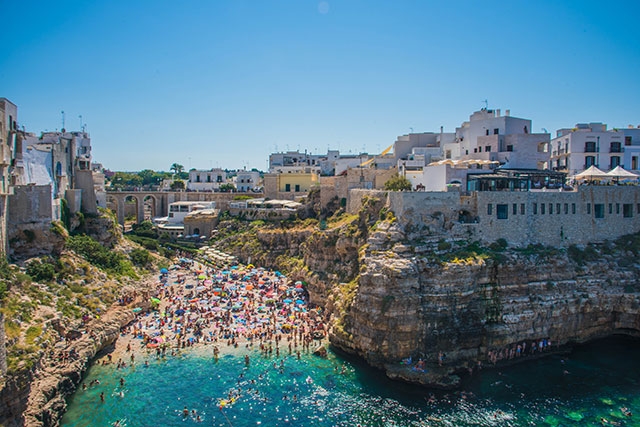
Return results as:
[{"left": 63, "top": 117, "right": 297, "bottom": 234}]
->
[
  {"left": 170, "top": 180, "right": 186, "bottom": 191},
  {"left": 218, "top": 183, "right": 236, "bottom": 192},
  {"left": 384, "top": 175, "right": 412, "bottom": 191},
  {"left": 170, "top": 163, "right": 184, "bottom": 175}
]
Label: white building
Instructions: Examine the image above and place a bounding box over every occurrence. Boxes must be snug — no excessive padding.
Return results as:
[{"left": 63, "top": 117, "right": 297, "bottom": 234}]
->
[
  {"left": 443, "top": 109, "right": 549, "bottom": 169},
  {"left": 187, "top": 168, "right": 227, "bottom": 191},
  {"left": 549, "top": 123, "right": 629, "bottom": 175},
  {"left": 234, "top": 170, "right": 261, "bottom": 192},
  {"left": 156, "top": 201, "right": 216, "bottom": 238}
]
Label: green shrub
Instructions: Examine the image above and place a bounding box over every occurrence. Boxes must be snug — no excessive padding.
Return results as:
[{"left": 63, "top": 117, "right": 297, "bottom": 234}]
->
[
  {"left": 26, "top": 259, "right": 56, "bottom": 282},
  {"left": 437, "top": 239, "right": 452, "bottom": 251},
  {"left": 130, "top": 248, "right": 151, "bottom": 267},
  {"left": 67, "top": 234, "right": 129, "bottom": 275}
]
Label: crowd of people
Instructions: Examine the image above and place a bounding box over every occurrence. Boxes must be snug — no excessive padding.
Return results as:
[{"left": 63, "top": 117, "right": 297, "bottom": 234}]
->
[{"left": 119, "top": 254, "right": 329, "bottom": 361}]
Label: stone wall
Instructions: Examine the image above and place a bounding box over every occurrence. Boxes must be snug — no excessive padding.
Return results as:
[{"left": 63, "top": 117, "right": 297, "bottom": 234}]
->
[
  {"left": 7, "top": 185, "right": 64, "bottom": 259},
  {"left": 374, "top": 186, "right": 640, "bottom": 247}
]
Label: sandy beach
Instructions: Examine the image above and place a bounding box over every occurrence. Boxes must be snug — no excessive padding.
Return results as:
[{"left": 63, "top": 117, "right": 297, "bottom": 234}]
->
[{"left": 97, "top": 254, "right": 328, "bottom": 369}]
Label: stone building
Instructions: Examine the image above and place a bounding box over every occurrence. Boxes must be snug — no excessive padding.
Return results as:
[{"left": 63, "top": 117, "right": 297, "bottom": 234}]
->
[
  {"left": 0, "top": 98, "right": 18, "bottom": 256},
  {"left": 349, "top": 184, "right": 640, "bottom": 248}
]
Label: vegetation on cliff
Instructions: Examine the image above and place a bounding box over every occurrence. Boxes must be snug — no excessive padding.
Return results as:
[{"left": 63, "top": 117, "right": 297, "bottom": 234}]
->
[{"left": 1, "top": 209, "right": 160, "bottom": 378}]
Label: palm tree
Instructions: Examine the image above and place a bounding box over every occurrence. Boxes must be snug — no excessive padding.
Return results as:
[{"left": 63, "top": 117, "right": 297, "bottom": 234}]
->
[{"left": 170, "top": 163, "right": 184, "bottom": 175}]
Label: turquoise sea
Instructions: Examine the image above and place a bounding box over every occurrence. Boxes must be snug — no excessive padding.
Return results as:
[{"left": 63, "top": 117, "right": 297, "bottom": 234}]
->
[{"left": 61, "top": 336, "right": 640, "bottom": 427}]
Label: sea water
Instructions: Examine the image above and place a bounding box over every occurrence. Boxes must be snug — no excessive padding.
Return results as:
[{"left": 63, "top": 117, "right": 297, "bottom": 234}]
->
[{"left": 61, "top": 336, "right": 640, "bottom": 427}]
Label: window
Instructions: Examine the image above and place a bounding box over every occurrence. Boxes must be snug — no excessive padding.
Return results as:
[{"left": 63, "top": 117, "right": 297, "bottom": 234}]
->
[
  {"left": 623, "top": 204, "right": 633, "bottom": 218},
  {"left": 610, "top": 156, "right": 621, "bottom": 169},
  {"left": 512, "top": 204, "right": 517, "bottom": 215},
  {"left": 625, "top": 136, "right": 632, "bottom": 146},
  {"left": 487, "top": 204, "right": 493, "bottom": 215},
  {"left": 585, "top": 156, "right": 596, "bottom": 168},
  {"left": 295, "top": 184, "right": 300, "bottom": 192},
  {"left": 485, "top": 146, "right": 491, "bottom": 152},
  {"left": 520, "top": 203, "right": 525, "bottom": 215},
  {"left": 549, "top": 203, "right": 553, "bottom": 214},
  {"left": 585, "top": 141, "right": 597, "bottom": 152},
  {"left": 196, "top": 175, "right": 201, "bottom": 182},
  {"left": 285, "top": 183, "right": 291, "bottom": 192},
  {"left": 594, "top": 204, "right": 605, "bottom": 219},
  {"left": 506, "top": 145, "right": 513, "bottom": 152},
  {"left": 610, "top": 141, "right": 622, "bottom": 153},
  {"left": 217, "top": 176, "right": 222, "bottom": 182},
  {"left": 616, "top": 203, "right": 620, "bottom": 214},
  {"left": 609, "top": 203, "right": 613, "bottom": 214},
  {"left": 486, "top": 129, "right": 490, "bottom": 136},
  {"left": 564, "top": 203, "right": 568, "bottom": 214},
  {"left": 493, "top": 128, "right": 499, "bottom": 135},
  {"left": 497, "top": 204, "right": 508, "bottom": 219},
  {"left": 587, "top": 203, "right": 591, "bottom": 214},
  {"left": 633, "top": 156, "right": 638, "bottom": 170},
  {"left": 556, "top": 203, "right": 561, "bottom": 214},
  {"left": 207, "top": 176, "right": 211, "bottom": 182},
  {"left": 533, "top": 203, "right": 537, "bottom": 214},
  {"left": 572, "top": 203, "right": 576, "bottom": 214},
  {"left": 541, "top": 203, "right": 546, "bottom": 214}
]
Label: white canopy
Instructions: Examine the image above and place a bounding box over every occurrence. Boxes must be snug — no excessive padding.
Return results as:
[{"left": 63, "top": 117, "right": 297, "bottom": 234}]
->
[
  {"left": 573, "top": 165, "right": 609, "bottom": 180},
  {"left": 606, "top": 166, "right": 639, "bottom": 179}
]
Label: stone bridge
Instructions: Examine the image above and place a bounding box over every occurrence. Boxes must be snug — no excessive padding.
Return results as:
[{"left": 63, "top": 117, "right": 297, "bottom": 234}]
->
[{"left": 105, "top": 191, "right": 261, "bottom": 226}]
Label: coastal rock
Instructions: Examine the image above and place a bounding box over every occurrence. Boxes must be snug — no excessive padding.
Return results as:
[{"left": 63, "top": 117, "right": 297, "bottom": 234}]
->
[
  {"left": 17, "top": 306, "right": 135, "bottom": 427},
  {"left": 329, "top": 230, "right": 640, "bottom": 387}
]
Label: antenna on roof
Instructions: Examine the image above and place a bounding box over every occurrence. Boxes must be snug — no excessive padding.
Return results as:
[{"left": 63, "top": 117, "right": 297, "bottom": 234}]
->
[
  {"left": 542, "top": 128, "right": 548, "bottom": 134},
  {"left": 483, "top": 99, "right": 488, "bottom": 109},
  {"left": 61, "top": 110, "right": 65, "bottom": 131}
]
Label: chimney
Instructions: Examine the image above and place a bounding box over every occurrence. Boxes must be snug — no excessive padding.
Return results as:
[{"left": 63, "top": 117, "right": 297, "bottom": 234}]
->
[
  {"left": 505, "top": 109, "right": 510, "bottom": 117},
  {"left": 496, "top": 109, "right": 501, "bottom": 117}
]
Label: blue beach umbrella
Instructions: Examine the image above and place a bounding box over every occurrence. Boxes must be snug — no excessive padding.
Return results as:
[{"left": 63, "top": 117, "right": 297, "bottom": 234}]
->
[{"left": 160, "top": 268, "right": 169, "bottom": 274}]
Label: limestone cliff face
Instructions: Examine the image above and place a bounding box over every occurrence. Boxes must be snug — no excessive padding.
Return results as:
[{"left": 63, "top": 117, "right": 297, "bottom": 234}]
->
[
  {"left": 0, "top": 306, "right": 135, "bottom": 427},
  {"left": 329, "top": 219, "right": 640, "bottom": 387}
]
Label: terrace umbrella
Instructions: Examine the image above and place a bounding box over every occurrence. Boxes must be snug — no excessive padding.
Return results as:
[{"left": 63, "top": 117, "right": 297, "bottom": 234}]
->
[
  {"left": 573, "top": 165, "right": 609, "bottom": 181},
  {"left": 607, "top": 166, "right": 639, "bottom": 181}
]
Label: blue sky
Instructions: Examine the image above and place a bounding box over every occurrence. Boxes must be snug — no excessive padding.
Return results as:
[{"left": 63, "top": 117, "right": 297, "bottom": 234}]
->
[{"left": 2, "top": 0, "right": 639, "bottom": 172}]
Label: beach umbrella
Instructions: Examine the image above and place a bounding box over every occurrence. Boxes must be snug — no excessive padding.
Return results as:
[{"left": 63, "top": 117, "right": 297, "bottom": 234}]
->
[
  {"left": 160, "top": 268, "right": 169, "bottom": 274},
  {"left": 283, "top": 298, "right": 293, "bottom": 304},
  {"left": 213, "top": 287, "right": 223, "bottom": 292},
  {"left": 294, "top": 287, "right": 304, "bottom": 293},
  {"left": 150, "top": 297, "right": 161, "bottom": 304},
  {"left": 275, "top": 271, "right": 282, "bottom": 276},
  {"left": 198, "top": 274, "right": 206, "bottom": 280},
  {"left": 175, "top": 309, "right": 186, "bottom": 316},
  {"left": 296, "top": 299, "right": 305, "bottom": 305},
  {"left": 132, "top": 307, "right": 142, "bottom": 313},
  {"left": 204, "top": 280, "right": 213, "bottom": 285},
  {"left": 196, "top": 286, "right": 205, "bottom": 291}
]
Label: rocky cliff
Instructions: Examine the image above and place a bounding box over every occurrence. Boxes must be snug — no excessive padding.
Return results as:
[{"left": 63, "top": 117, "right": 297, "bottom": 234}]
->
[
  {"left": 329, "top": 218, "right": 640, "bottom": 387},
  {"left": 0, "top": 306, "right": 134, "bottom": 427}
]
